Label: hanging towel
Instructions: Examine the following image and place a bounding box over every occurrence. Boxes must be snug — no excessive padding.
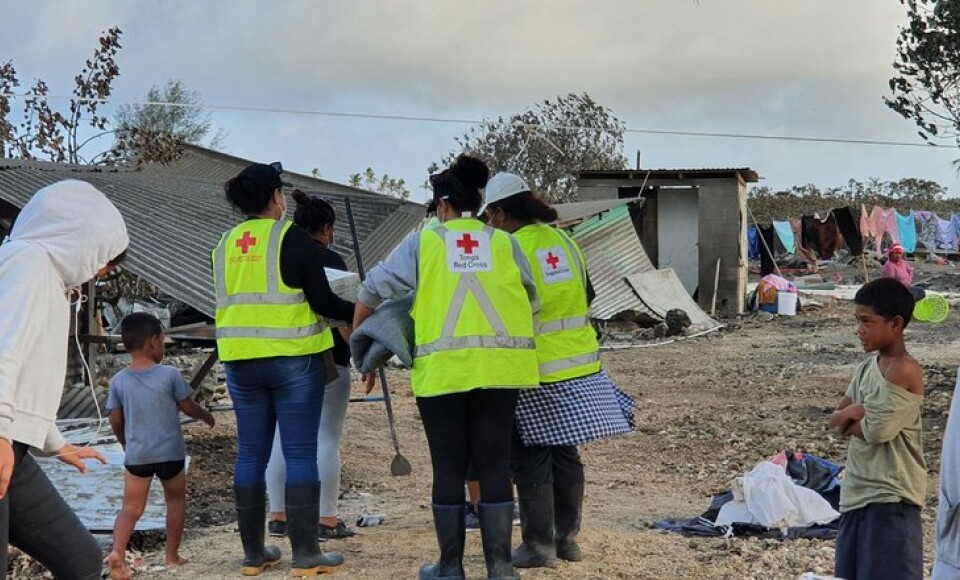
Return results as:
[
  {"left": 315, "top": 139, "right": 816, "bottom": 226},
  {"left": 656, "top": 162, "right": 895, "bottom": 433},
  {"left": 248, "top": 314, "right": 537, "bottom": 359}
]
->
[
  {"left": 936, "top": 214, "right": 957, "bottom": 251},
  {"left": 831, "top": 207, "right": 863, "bottom": 255},
  {"left": 747, "top": 226, "right": 760, "bottom": 260},
  {"left": 897, "top": 211, "right": 917, "bottom": 253},
  {"left": 772, "top": 220, "right": 796, "bottom": 253},
  {"left": 953, "top": 213, "right": 960, "bottom": 248}
]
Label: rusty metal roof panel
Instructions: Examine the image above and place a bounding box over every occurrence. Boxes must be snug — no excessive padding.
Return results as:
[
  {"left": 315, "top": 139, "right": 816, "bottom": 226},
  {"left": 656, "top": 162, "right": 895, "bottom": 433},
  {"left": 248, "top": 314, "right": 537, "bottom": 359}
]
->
[
  {"left": 565, "top": 204, "right": 657, "bottom": 320},
  {"left": 577, "top": 167, "right": 759, "bottom": 183},
  {"left": 0, "top": 156, "right": 423, "bottom": 318}
]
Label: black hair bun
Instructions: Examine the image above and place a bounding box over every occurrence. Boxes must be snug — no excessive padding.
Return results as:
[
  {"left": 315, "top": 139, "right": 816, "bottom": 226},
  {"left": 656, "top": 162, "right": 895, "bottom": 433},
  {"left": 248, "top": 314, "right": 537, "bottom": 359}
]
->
[
  {"left": 291, "top": 189, "right": 308, "bottom": 205},
  {"left": 452, "top": 155, "right": 490, "bottom": 190}
]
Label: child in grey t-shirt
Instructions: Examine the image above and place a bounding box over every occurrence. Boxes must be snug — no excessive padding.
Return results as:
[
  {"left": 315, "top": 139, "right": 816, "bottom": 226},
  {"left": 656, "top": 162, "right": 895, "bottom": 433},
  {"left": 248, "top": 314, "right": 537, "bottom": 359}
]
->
[{"left": 105, "top": 313, "right": 214, "bottom": 579}]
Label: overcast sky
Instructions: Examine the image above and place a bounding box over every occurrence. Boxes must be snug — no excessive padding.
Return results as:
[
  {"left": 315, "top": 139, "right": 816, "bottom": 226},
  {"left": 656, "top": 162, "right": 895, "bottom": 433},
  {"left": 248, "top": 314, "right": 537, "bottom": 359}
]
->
[{"left": 3, "top": 0, "right": 958, "bottom": 202}]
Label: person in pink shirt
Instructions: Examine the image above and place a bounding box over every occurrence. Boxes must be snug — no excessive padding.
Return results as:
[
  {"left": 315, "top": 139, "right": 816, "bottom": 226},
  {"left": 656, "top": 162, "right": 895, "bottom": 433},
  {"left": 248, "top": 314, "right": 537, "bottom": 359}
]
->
[
  {"left": 882, "top": 244, "right": 913, "bottom": 285},
  {"left": 882, "top": 244, "right": 926, "bottom": 301}
]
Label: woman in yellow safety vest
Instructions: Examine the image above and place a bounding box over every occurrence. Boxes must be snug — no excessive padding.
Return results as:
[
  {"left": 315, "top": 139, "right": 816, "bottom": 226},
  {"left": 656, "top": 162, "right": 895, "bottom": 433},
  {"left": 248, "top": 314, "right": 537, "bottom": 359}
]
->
[
  {"left": 212, "top": 162, "right": 350, "bottom": 576},
  {"left": 482, "top": 173, "right": 635, "bottom": 569},
  {"left": 353, "top": 155, "right": 539, "bottom": 580}
]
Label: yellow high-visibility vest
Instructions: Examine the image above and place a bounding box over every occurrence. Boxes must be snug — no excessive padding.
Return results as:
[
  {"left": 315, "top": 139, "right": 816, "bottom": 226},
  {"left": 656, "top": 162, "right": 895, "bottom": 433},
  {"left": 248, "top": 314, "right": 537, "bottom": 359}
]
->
[
  {"left": 212, "top": 219, "right": 333, "bottom": 362},
  {"left": 411, "top": 218, "right": 539, "bottom": 397},
  {"left": 513, "top": 223, "right": 600, "bottom": 383}
]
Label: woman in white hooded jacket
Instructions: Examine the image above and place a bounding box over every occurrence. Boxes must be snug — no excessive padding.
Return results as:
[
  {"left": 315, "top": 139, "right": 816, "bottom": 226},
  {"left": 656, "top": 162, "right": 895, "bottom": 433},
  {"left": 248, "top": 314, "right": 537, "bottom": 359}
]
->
[{"left": 0, "top": 179, "right": 128, "bottom": 579}]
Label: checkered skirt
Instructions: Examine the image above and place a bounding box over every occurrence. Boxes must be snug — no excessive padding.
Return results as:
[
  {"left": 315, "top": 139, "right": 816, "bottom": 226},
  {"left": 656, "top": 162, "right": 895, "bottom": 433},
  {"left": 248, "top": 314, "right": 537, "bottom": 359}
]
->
[{"left": 515, "top": 370, "right": 635, "bottom": 447}]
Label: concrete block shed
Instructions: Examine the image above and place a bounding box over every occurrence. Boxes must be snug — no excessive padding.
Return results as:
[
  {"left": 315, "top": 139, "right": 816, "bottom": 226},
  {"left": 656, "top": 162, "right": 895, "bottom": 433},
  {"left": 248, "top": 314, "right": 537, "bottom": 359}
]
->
[{"left": 576, "top": 168, "right": 759, "bottom": 317}]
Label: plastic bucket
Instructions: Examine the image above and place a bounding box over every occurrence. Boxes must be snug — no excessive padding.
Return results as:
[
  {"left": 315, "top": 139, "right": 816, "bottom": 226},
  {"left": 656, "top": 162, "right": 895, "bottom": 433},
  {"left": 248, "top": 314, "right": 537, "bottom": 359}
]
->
[{"left": 777, "top": 292, "right": 798, "bottom": 316}]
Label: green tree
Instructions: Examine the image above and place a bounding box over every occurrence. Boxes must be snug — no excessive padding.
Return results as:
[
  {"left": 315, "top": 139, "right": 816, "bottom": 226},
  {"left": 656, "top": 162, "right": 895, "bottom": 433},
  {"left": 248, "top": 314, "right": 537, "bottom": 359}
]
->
[
  {"left": 112, "top": 79, "right": 225, "bottom": 164},
  {"left": 0, "top": 27, "right": 123, "bottom": 163},
  {"left": 351, "top": 167, "right": 410, "bottom": 200},
  {"left": 434, "top": 93, "right": 628, "bottom": 203},
  {"left": 885, "top": 0, "right": 960, "bottom": 147}
]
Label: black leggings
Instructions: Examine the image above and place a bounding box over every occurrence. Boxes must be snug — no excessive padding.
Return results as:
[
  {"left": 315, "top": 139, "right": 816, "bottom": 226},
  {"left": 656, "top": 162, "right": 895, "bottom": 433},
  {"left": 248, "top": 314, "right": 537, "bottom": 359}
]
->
[
  {"left": 416, "top": 389, "right": 519, "bottom": 505},
  {"left": 0, "top": 443, "right": 104, "bottom": 579}
]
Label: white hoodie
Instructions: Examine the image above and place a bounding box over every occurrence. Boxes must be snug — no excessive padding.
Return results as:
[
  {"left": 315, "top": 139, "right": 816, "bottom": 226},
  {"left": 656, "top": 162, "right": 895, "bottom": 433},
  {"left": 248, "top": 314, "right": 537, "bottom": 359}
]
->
[{"left": 0, "top": 180, "right": 128, "bottom": 452}]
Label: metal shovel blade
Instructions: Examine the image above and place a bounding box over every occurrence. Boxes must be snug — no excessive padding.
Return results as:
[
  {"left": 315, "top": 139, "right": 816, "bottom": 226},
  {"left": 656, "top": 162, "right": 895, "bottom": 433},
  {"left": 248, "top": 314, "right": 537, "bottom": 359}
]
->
[{"left": 390, "top": 453, "right": 412, "bottom": 477}]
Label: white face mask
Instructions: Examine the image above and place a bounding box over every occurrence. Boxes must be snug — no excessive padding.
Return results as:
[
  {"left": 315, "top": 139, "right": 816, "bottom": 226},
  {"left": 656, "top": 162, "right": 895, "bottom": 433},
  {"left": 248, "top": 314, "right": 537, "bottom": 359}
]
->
[{"left": 277, "top": 190, "right": 288, "bottom": 216}]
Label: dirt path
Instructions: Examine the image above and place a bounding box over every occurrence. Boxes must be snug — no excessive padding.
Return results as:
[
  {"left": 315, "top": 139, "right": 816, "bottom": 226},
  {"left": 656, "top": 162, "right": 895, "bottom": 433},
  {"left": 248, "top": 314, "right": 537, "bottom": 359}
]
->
[{"left": 66, "top": 299, "right": 960, "bottom": 579}]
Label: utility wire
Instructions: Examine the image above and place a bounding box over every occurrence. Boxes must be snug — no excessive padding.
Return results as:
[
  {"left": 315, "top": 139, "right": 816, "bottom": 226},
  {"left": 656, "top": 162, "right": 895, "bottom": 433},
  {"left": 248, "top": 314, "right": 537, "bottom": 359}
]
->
[{"left": 0, "top": 91, "right": 953, "bottom": 150}]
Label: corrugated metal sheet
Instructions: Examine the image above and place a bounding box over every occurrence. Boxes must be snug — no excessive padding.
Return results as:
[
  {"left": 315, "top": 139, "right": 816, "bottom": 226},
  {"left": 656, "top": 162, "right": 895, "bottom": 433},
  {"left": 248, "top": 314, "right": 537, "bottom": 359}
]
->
[
  {"left": 357, "top": 203, "right": 425, "bottom": 271},
  {"left": 625, "top": 270, "right": 720, "bottom": 330},
  {"left": 567, "top": 204, "right": 657, "bottom": 320},
  {"left": 39, "top": 420, "right": 183, "bottom": 532},
  {"left": 554, "top": 198, "right": 634, "bottom": 226},
  {"left": 0, "top": 154, "right": 423, "bottom": 318}
]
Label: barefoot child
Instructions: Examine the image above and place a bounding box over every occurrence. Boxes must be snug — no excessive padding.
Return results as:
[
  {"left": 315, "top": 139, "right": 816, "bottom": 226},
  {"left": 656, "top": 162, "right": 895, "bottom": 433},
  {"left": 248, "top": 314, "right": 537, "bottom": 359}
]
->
[
  {"left": 828, "top": 278, "right": 926, "bottom": 580},
  {"left": 105, "top": 313, "right": 215, "bottom": 579}
]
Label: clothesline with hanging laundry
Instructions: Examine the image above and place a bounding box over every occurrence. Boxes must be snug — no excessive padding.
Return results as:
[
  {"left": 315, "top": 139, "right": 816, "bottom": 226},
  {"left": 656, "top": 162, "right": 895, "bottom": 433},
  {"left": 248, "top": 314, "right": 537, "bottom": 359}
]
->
[{"left": 748, "top": 205, "right": 960, "bottom": 264}]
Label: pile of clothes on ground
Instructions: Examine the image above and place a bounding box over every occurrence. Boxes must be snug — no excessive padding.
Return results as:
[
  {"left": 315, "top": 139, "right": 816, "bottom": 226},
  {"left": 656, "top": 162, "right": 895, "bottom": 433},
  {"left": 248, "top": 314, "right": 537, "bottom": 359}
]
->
[{"left": 655, "top": 450, "right": 843, "bottom": 540}]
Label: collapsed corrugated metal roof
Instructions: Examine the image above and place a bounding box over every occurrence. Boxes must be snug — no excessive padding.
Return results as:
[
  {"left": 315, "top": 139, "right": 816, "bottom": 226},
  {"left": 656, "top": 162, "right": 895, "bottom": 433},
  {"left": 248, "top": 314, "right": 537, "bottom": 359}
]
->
[
  {"left": 565, "top": 201, "right": 720, "bottom": 329},
  {"left": 553, "top": 198, "right": 632, "bottom": 226},
  {"left": 564, "top": 202, "right": 658, "bottom": 320},
  {"left": 0, "top": 152, "right": 424, "bottom": 318}
]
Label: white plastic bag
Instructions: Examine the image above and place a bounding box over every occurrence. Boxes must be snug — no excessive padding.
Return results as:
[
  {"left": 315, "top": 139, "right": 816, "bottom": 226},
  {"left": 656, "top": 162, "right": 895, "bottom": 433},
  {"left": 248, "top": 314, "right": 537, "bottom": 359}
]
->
[{"left": 741, "top": 461, "right": 839, "bottom": 529}]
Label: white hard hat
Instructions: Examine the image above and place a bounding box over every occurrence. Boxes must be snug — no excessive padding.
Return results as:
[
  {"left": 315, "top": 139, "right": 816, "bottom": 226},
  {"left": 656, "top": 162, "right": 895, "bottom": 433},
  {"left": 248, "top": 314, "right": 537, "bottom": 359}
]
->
[{"left": 482, "top": 172, "right": 530, "bottom": 212}]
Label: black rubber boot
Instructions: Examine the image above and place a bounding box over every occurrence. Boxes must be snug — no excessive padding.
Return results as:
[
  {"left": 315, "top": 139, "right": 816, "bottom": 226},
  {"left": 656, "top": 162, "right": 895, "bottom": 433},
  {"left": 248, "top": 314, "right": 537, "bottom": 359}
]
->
[
  {"left": 418, "top": 504, "right": 466, "bottom": 579},
  {"left": 553, "top": 466, "right": 584, "bottom": 562},
  {"left": 286, "top": 483, "right": 344, "bottom": 576},
  {"left": 512, "top": 483, "right": 557, "bottom": 569},
  {"left": 478, "top": 501, "right": 521, "bottom": 580},
  {"left": 234, "top": 484, "right": 282, "bottom": 576}
]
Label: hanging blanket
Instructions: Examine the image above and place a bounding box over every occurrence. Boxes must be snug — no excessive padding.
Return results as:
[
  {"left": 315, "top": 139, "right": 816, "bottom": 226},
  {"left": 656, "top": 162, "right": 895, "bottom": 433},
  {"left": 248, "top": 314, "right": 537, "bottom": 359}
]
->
[
  {"left": 937, "top": 214, "right": 958, "bottom": 251},
  {"left": 913, "top": 210, "right": 938, "bottom": 252}
]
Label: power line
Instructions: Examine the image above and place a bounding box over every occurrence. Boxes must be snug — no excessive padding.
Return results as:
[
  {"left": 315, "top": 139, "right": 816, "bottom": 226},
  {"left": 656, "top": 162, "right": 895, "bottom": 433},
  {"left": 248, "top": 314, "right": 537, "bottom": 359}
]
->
[{"left": 0, "top": 91, "right": 953, "bottom": 150}]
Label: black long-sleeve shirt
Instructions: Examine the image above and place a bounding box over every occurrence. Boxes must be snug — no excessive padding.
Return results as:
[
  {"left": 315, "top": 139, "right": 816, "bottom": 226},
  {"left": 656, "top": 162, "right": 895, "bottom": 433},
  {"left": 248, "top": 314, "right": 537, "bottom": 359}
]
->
[
  {"left": 290, "top": 240, "right": 353, "bottom": 367},
  {"left": 278, "top": 228, "right": 355, "bottom": 367}
]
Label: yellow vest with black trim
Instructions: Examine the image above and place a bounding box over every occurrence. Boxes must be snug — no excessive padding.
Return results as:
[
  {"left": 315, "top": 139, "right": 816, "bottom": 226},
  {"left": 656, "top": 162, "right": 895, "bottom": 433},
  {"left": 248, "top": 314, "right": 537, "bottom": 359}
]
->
[
  {"left": 411, "top": 218, "right": 539, "bottom": 397},
  {"left": 513, "top": 223, "right": 600, "bottom": 383},
  {"left": 212, "top": 219, "right": 333, "bottom": 362}
]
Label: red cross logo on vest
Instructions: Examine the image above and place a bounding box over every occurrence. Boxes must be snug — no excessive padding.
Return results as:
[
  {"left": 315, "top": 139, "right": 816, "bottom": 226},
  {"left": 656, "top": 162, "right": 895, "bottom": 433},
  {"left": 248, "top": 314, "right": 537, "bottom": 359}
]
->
[
  {"left": 456, "top": 233, "right": 480, "bottom": 254},
  {"left": 236, "top": 231, "right": 258, "bottom": 254},
  {"left": 545, "top": 252, "right": 560, "bottom": 270}
]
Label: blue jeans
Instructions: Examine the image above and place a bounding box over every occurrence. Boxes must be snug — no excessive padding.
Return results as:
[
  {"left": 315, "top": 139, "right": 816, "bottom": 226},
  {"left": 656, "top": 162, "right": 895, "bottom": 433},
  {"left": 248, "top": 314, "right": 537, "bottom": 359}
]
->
[{"left": 225, "top": 354, "right": 326, "bottom": 488}]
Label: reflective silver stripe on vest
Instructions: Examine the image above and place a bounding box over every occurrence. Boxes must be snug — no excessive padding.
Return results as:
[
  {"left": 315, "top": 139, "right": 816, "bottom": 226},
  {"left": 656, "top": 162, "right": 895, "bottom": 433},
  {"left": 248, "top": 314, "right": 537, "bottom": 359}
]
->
[
  {"left": 215, "top": 322, "right": 327, "bottom": 340},
  {"left": 417, "top": 225, "right": 534, "bottom": 357},
  {"left": 415, "top": 335, "right": 536, "bottom": 357},
  {"left": 214, "top": 220, "right": 306, "bottom": 308},
  {"left": 536, "top": 315, "right": 591, "bottom": 334},
  {"left": 538, "top": 351, "right": 600, "bottom": 376}
]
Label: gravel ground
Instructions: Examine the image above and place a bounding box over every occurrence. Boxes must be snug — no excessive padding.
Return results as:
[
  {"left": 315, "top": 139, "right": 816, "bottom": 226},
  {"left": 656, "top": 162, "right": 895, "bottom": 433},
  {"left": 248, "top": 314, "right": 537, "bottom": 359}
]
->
[{"left": 11, "top": 259, "right": 960, "bottom": 579}]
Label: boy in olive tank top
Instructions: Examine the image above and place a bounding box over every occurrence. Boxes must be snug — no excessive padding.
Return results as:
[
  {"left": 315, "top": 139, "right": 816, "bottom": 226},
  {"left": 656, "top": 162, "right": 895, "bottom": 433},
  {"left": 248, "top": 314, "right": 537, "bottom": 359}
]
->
[{"left": 828, "top": 278, "right": 925, "bottom": 580}]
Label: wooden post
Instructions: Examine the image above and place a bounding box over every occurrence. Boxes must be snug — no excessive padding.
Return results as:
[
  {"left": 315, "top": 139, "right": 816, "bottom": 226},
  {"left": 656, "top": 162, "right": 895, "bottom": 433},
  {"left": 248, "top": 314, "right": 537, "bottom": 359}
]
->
[{"left": 861, "top": 254, "right": 870, "bottom": 283}]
